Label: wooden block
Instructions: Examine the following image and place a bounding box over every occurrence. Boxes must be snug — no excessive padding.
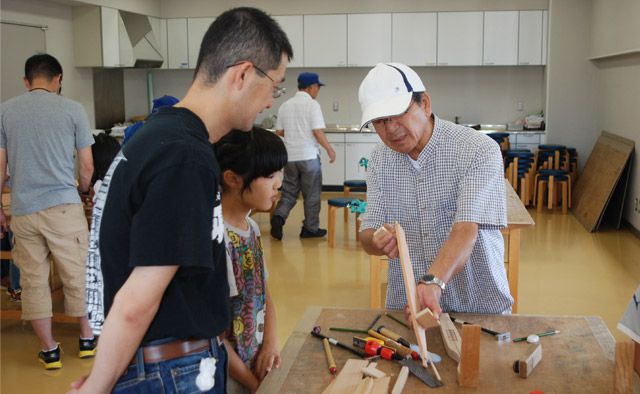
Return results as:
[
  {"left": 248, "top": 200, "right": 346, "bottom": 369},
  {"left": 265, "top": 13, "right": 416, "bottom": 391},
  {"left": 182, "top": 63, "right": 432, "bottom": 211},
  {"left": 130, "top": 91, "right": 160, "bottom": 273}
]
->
[
  {"left": 354, "top": 377, "right": 374, "bottom": 394},
  {"left": 613, "top": 341, "right": 634, "bottom": 394},
  {"left": 515, "top": 343, "right": 542, "bottom": 378},
  {"left": 391, "top": 366, "right": 409, "bottom": 394},
  {"left": 370, "top": 376, "right": 390, "bottom": 394},
  {"left": 458, "top": 324, "right": 481, "bottom": 388},
  {"left": 328, "top": 359, "right": 369, "bottom": 394},
  {"left": 361, "top": 365, "right": 386, "bottom": 379},
  {"left": 439, "top": 313, "right": 461, "bottom": 363},
  {"left": 415, "top": 307, "right": 439, "bottom": 329},
  {"left": 373, "top": 225, "right": 389, "bottom": 240}
]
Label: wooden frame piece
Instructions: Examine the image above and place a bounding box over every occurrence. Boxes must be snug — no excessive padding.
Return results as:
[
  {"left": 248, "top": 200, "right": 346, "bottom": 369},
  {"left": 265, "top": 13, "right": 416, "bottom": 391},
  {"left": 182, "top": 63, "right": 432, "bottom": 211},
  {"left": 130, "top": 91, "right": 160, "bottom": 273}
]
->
[
  {"left": 391, "top": 366, "right": 409, "bottom": 394},
  {"left": 515, "top": 343, "right": 542, "bottom": 378},
  {"left": 613, "top": 341, "right": 634, "bottom": 394},
  {"left": 394, "top": 222, "right": 441, "bottom": 381},
  {"left": 324, "top": 359, "right": 369, "bottom": 394},
  {"left": 458, "top": 324, "right": 481, "bottom": 388},
  {"left": 439, "top": 313, "right": 462, "bottom": 362}
]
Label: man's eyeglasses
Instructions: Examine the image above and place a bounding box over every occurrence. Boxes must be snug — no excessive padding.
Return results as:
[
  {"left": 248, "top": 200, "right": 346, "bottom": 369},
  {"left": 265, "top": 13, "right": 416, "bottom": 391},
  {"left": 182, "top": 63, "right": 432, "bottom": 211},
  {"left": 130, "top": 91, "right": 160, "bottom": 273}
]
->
[
  {"left": 369, "top": 101, "right": 415, "bottom": 129},
  {"left": 226, "top": 62, "right": 286, "bottom": 99}
]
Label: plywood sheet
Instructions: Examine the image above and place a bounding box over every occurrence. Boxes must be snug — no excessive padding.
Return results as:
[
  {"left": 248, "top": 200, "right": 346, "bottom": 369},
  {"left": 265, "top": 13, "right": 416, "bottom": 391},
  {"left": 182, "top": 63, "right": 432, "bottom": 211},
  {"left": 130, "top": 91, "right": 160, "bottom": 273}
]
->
[{"left": 573, "top": 131, "right": 634, "bottom": 232}]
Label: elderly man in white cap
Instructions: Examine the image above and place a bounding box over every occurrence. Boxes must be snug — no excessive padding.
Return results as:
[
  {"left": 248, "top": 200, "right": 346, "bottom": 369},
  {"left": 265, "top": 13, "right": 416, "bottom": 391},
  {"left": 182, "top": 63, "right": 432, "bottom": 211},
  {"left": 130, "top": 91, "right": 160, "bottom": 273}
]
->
[{"left": 358, "top": 63, "right": 512, "bottom": 318}]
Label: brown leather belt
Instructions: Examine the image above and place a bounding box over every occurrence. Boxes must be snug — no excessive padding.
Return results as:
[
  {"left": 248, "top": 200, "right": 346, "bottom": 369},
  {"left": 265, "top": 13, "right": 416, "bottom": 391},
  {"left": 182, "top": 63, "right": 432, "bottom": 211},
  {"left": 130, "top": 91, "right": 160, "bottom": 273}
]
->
[{"left": 131, "top": 339, "right": 212, "bottom": 365}]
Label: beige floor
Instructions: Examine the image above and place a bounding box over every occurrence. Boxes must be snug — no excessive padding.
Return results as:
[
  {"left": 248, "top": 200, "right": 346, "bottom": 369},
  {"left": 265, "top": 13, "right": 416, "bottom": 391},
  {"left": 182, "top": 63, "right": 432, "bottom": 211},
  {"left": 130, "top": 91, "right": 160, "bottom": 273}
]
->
[{"left": 1, "top": 192, "right": 639, "bottom": 393}]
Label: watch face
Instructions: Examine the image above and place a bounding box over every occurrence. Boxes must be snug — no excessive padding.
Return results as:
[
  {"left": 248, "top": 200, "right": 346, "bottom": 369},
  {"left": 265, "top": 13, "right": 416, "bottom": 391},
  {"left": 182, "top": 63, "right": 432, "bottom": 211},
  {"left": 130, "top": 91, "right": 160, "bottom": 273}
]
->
[{"left": 423, "top": 274, "right": 435, "bottom": 282}]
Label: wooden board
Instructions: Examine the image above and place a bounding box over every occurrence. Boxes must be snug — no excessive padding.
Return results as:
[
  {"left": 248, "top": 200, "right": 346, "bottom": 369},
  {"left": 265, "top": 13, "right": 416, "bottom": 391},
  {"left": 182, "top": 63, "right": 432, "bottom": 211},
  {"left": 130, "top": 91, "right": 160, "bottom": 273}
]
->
[
  {"left": 258, "top": 307, "right": 616, "bottom": 393},
  {"left": 572, "top": 131, "right": 635, "bottom": 232}
]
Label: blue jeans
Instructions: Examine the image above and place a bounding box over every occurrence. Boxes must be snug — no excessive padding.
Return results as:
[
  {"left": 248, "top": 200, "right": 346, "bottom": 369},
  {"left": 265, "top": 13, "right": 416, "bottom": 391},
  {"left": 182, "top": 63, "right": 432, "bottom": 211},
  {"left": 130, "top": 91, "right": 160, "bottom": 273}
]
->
[{"left": 114, "top": 339, "right": 227, "bottom": 394}]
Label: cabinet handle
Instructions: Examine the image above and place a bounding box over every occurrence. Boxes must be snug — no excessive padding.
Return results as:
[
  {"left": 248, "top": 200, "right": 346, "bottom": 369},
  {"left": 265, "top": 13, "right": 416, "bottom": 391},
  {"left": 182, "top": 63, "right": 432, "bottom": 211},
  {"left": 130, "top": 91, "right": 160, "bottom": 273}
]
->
[
  {"left": 425, "top": 62, "right": 436, "bottom": 66},
  {"left": 484, "top": 62, "right": 494, "bottom": 65},
  {"left": 519, "top": 62, "right": 530, "bottom": 65},
  {"left": 439, "top": 62, "right": 448, "bottom": 65}
]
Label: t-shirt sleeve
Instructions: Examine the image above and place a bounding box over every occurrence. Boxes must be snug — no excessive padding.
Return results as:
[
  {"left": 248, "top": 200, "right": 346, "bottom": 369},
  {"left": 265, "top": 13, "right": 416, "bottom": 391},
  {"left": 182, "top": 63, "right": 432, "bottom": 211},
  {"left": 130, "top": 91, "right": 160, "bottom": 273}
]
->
[
  {"left": 129, "top": 160, "right": 219, "bottom": 268},
  {"left": 454, "top": 139, "right": 507, "bottom": 228},
  {"left": 360, "top": 148, "right": 385, "bottom": 231},
  {"left": 72, "top": 103, "right": 95, "bottom": 149},
  {"left": 309, "top": 101, "right": 326, "bottom": 130}
]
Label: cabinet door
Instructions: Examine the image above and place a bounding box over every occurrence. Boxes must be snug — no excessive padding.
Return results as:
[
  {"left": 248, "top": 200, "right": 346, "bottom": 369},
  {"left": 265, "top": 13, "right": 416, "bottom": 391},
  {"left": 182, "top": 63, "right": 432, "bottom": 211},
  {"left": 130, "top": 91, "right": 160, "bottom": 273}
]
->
[
  {"left": 347, "top": 14, "right": 391, "bottom": 67},
  {"left": 483, "top": 11, "right": 518, "bottom": 65},
  {"left": 304, "top": 14, "right": 347, "bottom": 67},
  {"left": 345, "top": 143, "right": 378, "bottom": 181},
  {"left": 101, "top": 7, "right": 120, "bottom": 67},
  {"left": 518, "top": 11, "right": 543, "bottom": 65},
  {"left": 542, "top": 10, "right": 548, "bottom": 65},
  {"left": 150, "top": 17, "right": 168, "bottom": 69},
  {"left": 437, "top": 12, "right": 483, "bottom": 66},
  {"left": 273, "top": 15, "right": 303, "bottom": 68},
  {"left": 392, "top": 13, "right": 437, "bottom": 66},
  {"left": 321, "top": 142, "right": 345, "bottom": 186},
  {"left": 167, "top": 18, "right": 189, "bottom": 69},
  {"left": 118, "top": 12, "right": 134, "bottom": 67},
  {"left": 188, "top": 17, "right": 215, "bottom": 69}
]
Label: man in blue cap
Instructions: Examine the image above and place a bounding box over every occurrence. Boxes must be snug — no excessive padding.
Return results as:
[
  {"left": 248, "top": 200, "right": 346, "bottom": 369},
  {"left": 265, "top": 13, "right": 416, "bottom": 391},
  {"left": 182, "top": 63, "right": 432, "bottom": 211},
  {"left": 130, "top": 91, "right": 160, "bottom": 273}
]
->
[{"left": 271, "top": 72, "right": 335, "bottom": 240}]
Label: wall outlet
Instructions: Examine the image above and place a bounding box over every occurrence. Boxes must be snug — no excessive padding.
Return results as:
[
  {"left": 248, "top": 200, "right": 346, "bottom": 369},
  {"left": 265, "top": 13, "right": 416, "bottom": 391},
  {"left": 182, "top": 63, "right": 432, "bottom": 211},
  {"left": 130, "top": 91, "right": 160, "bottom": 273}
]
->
[
  {"left": 333, "top": 100, "right": 339, "bottom": 112},
  {"left": 517, "top": 101, "right": 524, "bottom": 112}
]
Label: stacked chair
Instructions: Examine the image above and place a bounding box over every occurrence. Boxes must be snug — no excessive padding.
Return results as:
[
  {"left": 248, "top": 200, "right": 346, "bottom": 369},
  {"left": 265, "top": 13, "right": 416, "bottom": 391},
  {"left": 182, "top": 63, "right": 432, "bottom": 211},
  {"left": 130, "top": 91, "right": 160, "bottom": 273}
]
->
[
  {"left": 531, "top": 144, "right": 577, "bottom": 214},
  {"left": 487, "top": 132, "right": 511, "bottom": 155},
  {"left": 504, "top": 149, "right": 536, "bottom": 206}
]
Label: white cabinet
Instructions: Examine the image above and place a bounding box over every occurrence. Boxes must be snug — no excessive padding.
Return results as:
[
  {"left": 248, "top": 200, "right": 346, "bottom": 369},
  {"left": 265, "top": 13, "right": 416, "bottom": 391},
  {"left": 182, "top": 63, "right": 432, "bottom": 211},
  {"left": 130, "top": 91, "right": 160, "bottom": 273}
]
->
[
  {"left": 347, "top": 14, "right": 391, "bottom": 67},
  {"left": 273, "top": 15, "right": 304, "bottom": 68},
  {"left": 304, "top": 14, "right": 347, "bottom": 67},
  {"left": 483, "top": 11, "right": 518, "bottom": 65},
  {"left": 150, "top": 17, "right": 168, "bottom": 69},
  {"left": 392, "top": 13, "right": 437, "bottom": 66},
  {"left": 542, "top": 10, "right": 548, "bottom": 65},
  {"left": 344, "top": 134, "right": 382, "bottom": 181},
  {"left": 518, "top": 11, "right": 543, "bottom": 65},
  {"left": 100, "top": 7, "right": 121, "bottom": 67},
  {"left": 167, "top": 18, "right": 189, "bottom": 69},
  {"left": 187, "top": 17, "right": 215, "bottom": 69},
  {"left": 321, "top": 134, "right": 346, "bottom": 186},
  {"left": 437, "top": 12, "right": 484, "bottom": 66}
]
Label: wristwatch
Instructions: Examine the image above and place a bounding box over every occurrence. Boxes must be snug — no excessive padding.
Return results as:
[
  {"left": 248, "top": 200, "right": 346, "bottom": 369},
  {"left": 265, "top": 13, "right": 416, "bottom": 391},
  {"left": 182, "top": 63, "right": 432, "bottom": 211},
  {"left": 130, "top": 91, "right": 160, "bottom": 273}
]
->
[{"left": 419, "top": 274, "right": 446, "bottom": 291}]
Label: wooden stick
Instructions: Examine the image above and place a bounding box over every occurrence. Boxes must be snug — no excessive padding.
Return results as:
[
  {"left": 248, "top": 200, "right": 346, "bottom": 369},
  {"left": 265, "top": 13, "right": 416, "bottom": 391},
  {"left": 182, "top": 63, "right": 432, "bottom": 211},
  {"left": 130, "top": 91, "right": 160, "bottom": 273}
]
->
[
  {"left": 391, "top": 366, "right": 409, "bottom": 394},
  {"left": 458, "top": 324, "right": 481, "bottom": 388},
  {"left": 613, "top": 341, "right": 634, "bottom": 394}
]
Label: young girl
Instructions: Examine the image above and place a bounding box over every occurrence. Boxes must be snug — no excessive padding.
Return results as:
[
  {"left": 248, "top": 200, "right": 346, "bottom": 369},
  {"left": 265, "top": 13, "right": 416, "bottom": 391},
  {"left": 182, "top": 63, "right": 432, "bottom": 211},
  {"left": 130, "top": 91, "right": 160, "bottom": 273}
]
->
[{"left": 214, "top": 127, "right": 287, "bottom": 393}]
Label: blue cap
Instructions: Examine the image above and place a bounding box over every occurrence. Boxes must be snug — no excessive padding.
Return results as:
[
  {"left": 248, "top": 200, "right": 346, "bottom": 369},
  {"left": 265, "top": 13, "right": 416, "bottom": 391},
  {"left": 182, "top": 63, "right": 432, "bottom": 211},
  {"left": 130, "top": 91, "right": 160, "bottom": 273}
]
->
[
  {"left": 152, "top": 95, "right": 179, "bottom": 113},
  {"left": 298, "top": 72, "right": 324, "bottom": 88}
]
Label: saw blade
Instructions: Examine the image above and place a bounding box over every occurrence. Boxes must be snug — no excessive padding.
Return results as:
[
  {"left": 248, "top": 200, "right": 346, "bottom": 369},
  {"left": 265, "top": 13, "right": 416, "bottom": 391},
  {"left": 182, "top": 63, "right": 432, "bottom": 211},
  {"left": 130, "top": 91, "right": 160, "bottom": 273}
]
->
[{"left": 399, "top": 359, "right": 444, "bottom": 388}]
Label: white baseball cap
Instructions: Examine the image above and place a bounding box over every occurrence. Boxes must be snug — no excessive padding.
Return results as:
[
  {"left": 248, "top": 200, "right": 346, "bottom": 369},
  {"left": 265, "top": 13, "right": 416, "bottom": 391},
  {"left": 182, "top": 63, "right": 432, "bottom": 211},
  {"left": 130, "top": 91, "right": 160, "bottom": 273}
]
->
[{"left": 358, "top": 63, "right": 426, "bottom": 130}]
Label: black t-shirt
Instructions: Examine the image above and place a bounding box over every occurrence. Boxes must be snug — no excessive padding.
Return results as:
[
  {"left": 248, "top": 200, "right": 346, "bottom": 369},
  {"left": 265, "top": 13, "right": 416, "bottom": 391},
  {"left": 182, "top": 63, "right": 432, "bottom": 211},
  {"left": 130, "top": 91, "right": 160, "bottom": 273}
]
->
[{"left": 99, "top": 107, "right": 229, "bottom": 342}]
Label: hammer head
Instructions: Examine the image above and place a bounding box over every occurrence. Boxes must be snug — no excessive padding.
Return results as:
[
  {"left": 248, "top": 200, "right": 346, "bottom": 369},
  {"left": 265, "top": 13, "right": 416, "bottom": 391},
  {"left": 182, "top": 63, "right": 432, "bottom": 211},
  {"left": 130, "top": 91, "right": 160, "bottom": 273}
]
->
[{"left": 495, "top": 332, "right": 511, "bottom": 341}]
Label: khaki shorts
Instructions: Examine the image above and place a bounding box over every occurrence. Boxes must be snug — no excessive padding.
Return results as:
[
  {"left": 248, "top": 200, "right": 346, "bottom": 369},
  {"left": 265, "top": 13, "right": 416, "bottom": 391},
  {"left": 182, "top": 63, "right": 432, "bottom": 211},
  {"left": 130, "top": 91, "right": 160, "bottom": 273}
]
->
[{"left": 11, "top": 203, "right": 89, "bottom": 320}]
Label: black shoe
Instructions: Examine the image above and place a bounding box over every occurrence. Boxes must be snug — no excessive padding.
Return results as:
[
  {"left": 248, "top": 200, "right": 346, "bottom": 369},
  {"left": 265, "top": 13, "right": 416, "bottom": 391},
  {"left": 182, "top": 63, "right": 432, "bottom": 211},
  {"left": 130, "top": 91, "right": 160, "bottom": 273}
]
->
[
  {"left": 270, "top": 215, "right": 285, "bottom": 240},
  {"left": 79, "top": 337, "right": 97, "bottom": 358},
  {"left": 300, "top": 227, "right": 327, "bottom": 238},
  {"left": 38, "top": 344, "right": 62, "bottom": 370}
]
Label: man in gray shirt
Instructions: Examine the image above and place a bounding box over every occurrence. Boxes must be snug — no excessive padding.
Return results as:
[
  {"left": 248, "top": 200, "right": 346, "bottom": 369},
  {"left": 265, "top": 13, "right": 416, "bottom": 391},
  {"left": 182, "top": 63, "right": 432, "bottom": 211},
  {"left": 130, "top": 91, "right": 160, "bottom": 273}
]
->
[{"left": 0, "top": 54, "right": 95, "bottom": 370}]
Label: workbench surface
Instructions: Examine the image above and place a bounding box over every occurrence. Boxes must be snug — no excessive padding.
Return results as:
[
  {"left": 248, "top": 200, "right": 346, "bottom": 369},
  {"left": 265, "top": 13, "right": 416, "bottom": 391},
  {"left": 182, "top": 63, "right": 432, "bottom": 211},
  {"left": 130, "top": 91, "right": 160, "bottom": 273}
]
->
[{"left": 258, "top": 307, "right": 614, "bottom": 393}]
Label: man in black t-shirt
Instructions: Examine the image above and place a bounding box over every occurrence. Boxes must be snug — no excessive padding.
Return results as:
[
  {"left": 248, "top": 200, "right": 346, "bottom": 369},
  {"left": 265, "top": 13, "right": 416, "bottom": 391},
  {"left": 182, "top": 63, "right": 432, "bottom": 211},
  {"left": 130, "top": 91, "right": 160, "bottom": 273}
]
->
[{"left": 70, "top": 8, "right": 292, "bottom": 394}]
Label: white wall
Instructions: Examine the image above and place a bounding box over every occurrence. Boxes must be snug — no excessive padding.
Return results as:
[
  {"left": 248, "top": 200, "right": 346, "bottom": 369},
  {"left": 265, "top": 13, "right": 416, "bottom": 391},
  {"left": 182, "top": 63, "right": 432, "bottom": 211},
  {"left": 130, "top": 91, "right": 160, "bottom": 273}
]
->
[
  {"left": 591, "top": 0, "right": 640, "bottom": 230},
  {"left": 124, "top": 66, "right": 545, "bottom": 127},
  {"left": 1, "top": 0, "right": 95, "bottom": 126},
  {"left": 545, "top": 0, "right": 598, "bottom": 167}
]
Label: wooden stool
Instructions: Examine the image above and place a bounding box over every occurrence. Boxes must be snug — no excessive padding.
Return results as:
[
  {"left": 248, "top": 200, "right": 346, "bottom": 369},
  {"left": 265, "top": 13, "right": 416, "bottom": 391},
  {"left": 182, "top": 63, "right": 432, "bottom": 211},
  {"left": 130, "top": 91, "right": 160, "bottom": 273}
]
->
[
  {"left": 534, "top": 170, "right": 572, "bottom": 214},
  {"left": 343, "top": 179, "right": 366, "bottom": 221},
  {"left": 327, "top": 197, "right": 358, "bottom": 247}
]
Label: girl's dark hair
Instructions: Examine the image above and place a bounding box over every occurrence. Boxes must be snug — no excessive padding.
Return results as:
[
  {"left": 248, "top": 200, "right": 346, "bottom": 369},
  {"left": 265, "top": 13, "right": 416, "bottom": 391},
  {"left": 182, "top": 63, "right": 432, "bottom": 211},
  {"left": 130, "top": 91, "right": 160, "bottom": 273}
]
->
[
  {"left": 214, "top": 127, "right": 287, "bottom": 192},
  {"left": 91, "top": 133, "right": 121, "bottom": 185}
]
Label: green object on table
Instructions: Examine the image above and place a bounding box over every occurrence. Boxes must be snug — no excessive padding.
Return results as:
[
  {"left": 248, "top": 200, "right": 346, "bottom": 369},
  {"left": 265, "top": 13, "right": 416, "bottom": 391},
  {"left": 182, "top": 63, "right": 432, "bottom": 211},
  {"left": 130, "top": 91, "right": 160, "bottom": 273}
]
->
[
  {"left": 329, "top": 327, "right": 369, "bottom": 334},
  {"left": 513, "top": 330, "right": 560, "bottom": 342}
]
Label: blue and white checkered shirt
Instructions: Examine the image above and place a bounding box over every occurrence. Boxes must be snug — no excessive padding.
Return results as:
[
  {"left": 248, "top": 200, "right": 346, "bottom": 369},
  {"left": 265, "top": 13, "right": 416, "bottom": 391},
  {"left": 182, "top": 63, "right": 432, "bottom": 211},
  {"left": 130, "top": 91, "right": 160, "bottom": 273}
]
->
[{"left": 361, "top": 115, "right": 513, "bottom": 313}]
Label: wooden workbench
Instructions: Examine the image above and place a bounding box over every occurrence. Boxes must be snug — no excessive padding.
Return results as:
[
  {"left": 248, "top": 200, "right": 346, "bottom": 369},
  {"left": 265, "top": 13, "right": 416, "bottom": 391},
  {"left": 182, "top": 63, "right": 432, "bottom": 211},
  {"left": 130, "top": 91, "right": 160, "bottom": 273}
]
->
[
  {"left": 258, "top": 307, "right": 615, "bottom": 393},
  {"left": 370, "top": 180, "right": 534, "bottom": 312}
]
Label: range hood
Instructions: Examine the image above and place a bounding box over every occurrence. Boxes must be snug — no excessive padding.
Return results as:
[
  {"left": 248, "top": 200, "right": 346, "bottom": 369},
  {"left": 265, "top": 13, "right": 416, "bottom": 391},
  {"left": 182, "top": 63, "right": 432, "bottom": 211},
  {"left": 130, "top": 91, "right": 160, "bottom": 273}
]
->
[{"left": 119, "top": 11, "right": 163, "bottom": 68}]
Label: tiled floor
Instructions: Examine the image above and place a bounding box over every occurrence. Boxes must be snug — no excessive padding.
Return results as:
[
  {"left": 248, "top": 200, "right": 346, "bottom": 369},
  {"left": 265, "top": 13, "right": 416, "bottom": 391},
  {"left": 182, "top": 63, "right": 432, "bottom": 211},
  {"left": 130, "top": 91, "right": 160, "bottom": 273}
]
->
[{"left": 1, "top": 193, "right": 639, "bottom": 393}]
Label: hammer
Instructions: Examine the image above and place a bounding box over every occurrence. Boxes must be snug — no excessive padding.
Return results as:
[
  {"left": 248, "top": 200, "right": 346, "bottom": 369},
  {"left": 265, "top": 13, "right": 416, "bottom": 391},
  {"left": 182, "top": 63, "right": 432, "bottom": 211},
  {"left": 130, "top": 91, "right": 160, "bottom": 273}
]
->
[{"left": 451, "top": 317, "right": 511, "bottom": 341}]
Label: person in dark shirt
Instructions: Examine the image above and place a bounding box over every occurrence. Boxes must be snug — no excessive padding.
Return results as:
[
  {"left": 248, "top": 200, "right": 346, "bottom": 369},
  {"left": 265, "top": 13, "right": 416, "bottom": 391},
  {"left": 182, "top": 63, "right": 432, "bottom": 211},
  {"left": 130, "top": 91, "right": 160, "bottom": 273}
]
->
[{"left": 69, "top": 7, "right": 292, "bottom": 394}]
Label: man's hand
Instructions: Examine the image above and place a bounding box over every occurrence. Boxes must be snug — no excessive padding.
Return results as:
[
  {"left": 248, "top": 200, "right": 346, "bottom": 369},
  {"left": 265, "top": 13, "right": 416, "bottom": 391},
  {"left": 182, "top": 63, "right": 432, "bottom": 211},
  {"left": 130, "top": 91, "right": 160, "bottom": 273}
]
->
[
  {"left": 327, "top": 148, "right": 336, "bottom": 163},
  {"left": 67, "top": 375, "right": 88, "bottom": 393},
  {"left": 372, "top": 224, "right": 398, "bottom": 259},
  {"left": 253, "top": 342, "right": 281, "bottom": 382},
  {"left": 416, "top": 283, "right": 443, "bottom": 320}
]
